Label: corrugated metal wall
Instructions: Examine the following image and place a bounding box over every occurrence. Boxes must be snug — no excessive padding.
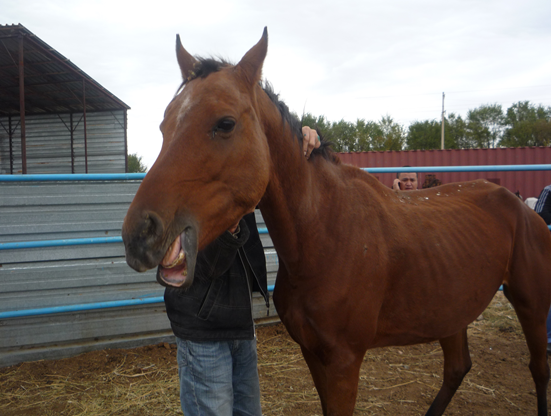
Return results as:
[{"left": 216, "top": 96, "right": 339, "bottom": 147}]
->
[
  {"left": 0, "top": 180, "right": 278, "bottom": 368},
  {"left": 337, "top": 147, "right": 551, "bottom": 199},
  {"left": 0, "top": 111, "right": 127, "bottom": 174}
]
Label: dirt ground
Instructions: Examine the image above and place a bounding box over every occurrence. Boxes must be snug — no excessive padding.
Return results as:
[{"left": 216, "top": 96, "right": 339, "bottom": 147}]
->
[{"left": 0, "top": 292, "right": 550, "bottom": 416}]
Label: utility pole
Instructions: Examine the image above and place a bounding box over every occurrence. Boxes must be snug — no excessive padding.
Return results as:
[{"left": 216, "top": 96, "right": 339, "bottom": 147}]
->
[{"left": 441, "top": 92, "right": 445, "bottom": 150}]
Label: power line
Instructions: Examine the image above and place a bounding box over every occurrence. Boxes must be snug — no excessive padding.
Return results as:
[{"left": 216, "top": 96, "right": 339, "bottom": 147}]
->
[{"left": 355, "top": 84, "right": 551, "bottom": 100}]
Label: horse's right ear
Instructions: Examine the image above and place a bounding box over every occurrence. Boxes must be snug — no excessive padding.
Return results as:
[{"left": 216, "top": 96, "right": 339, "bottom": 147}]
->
[{"left": 176, "top": 34, "right": 198, "bottom": 81}]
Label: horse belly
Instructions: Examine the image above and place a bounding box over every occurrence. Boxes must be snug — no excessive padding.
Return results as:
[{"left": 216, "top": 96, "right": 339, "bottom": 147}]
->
[{"left": 372, "top": 253, "right": 507, "bottom": 347}]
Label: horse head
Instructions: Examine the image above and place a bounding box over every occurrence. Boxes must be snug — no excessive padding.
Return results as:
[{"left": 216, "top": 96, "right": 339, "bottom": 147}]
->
[{"left": 122, "top": 28, "right": 271, "bottom": 289}]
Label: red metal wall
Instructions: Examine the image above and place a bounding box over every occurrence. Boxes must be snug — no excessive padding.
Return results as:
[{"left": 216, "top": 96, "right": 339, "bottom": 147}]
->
[{"left": 337, "top": 147, "right": 551, "bottom": 200}]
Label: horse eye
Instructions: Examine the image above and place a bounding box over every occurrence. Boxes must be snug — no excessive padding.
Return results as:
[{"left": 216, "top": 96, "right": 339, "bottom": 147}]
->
[{"left": 214, "top": 119, "right": 236, "bottom": 135}]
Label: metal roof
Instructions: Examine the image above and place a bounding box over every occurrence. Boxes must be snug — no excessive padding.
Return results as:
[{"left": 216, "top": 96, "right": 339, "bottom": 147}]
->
[{"left": 0, "top": 24, "right": 130, "bottom": 116}]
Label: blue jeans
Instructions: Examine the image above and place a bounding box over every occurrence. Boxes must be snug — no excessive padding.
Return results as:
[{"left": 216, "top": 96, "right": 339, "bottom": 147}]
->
[{"left": 176, "top": 337, "right": 262, "bottom": 416}]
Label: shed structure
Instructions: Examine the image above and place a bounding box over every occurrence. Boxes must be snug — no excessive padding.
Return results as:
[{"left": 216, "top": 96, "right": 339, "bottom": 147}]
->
[{"left": 0, "top": 24, "right": 130, "bottom": 174}]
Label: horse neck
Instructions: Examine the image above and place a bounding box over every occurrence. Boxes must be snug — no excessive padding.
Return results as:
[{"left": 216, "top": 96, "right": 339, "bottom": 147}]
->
[{"left": 255, "top": 89, "right": 322, "bottom": 268}]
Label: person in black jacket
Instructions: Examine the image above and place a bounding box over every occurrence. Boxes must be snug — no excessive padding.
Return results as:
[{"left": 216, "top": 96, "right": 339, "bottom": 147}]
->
[
  {"left": 164, "top": 127, "right": 320, "bottom": 416},
  {"left": 165, "top": 213, "right": 267, "bottom": 415}
]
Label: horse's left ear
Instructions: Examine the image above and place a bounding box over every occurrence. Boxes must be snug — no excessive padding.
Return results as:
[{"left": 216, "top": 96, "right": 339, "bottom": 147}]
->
[{"left": 236, "top": 27, "right": 268, "bottom": 86}]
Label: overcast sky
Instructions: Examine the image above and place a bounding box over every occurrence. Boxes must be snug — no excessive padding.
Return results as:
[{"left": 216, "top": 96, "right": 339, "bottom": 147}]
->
[{"left": 3, "top": 0, "right": 551, "bottom": 168}]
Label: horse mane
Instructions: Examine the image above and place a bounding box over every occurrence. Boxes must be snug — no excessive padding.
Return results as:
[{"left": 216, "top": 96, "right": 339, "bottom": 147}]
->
[{"left": 177, "top": 56, "right": 339, "bottom": 164}]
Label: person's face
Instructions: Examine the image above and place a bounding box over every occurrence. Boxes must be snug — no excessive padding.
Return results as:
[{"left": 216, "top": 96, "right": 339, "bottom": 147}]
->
[{"left": 398, "top": 172, "right": 418, "bottom": 190}]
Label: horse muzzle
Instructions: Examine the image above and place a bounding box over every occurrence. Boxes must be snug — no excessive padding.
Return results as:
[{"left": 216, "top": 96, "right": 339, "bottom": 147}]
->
[{"left": 122, "top": 211, "right": 198, "bottom": 290}]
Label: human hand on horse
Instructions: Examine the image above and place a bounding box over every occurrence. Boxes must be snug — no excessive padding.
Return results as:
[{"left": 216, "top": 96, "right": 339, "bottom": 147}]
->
[{"left": 302, "top": 126, "right": 321, "bottom": 159}]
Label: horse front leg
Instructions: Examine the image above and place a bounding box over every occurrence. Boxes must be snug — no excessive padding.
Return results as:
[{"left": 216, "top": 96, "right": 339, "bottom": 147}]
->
[
  {"left": 300, "top": 345, "right": 363, "bottom": 415},
  {"left": 426, "top": 327, "right": 472, "bottom": 416}
]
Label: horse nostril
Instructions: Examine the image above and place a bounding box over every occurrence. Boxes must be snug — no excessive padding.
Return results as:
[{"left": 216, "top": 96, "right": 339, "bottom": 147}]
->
[
  {"left": 123, "top": 210, "right": 167, "bottom": 272},
  {"left": 143, "top": 211, "right": 164, "bottom": 240},
  {"left": 122, "top": 200, "right": 171, "bottom": 272}
]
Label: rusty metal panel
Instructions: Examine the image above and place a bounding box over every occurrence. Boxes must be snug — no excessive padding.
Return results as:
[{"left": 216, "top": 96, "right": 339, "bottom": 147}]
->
[{"left": 337, "top": 147, "right": 551, "bottom": 199}]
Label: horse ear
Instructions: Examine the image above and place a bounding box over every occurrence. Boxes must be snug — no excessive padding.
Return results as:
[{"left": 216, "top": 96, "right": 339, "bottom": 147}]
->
[
  {"left": 176, "top": 34, "right": 198, "bottom": 81},
  {"left": 236, "top": 27, "right": 268, "bottom": 86}
]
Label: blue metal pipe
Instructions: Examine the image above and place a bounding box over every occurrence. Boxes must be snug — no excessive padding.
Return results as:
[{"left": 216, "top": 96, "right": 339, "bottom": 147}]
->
[
  {"left": 0, "top": 164, "right": 549, "bottom": 183},
  {"left": 3, "top": 222, "right": 548, "bottom": 251},
  {"left": 0, "top": 229, "right": 270, "bottom": 251},
  {"left": 2, "top": 164, "right": 548, "bottom": 251},
  {"left": 0, "top": 173, "right": 146, "bottom": 182},
  {"left": 0, "top": 287, "right": 277, "bottom": 319},
  {"left": 0, "top": 296, "right": 165, "bottom": 319},
  {"left": 362, "top": 164, "right": 550, "bottom": 173},
  {"left": 0, "top": 236, "right": 123, "bottom": 250}
]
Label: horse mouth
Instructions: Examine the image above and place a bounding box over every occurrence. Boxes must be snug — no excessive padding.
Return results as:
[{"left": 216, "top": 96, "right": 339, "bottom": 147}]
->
[{"left": 157, "top": 227, "right": 197, "bottom": 288}]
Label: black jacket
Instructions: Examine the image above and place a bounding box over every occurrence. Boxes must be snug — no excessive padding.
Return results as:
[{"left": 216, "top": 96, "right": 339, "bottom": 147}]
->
[
  {"left": 536, "top": 186, "right": 551, "bottom": 226},
  {"left": 164, "top": 213, "right": 269, "bottom": 341}
]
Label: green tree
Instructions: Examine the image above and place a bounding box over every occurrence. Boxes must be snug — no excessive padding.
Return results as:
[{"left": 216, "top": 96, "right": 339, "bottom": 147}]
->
[
  {"left": 373, "top": 116, "right": 405, "bottom": 151},
  {"left": 406, "top": 114, "right": 467, "bottom": 150},
  {"left": 329, "top": 119, "right": 357, "bottom": 152},
  {"left": 465, "top": 104, "right": 504, "bottom": 148},
  {"left": 294, "top": 100, "right": 550, "bottom": 153},
  {"left": 355, "top": 119, "right": 382, "bottom": 151},
  {"left": 445, "top": 113, "right": 467, "bottom": 149},
  {"left": 127, "top": 153, "right": 148, "bottom": 173},
  {"left": 406, "top": 120, "right": 441, "bottom": 150},
  {"left": 499, "top": 101, "right": 551, "bottom": 147}
]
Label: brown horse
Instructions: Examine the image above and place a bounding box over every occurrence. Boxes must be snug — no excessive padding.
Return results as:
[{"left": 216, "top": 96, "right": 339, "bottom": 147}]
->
[{"left": 122, "top": 29, "right": 550, "bottom": 415}]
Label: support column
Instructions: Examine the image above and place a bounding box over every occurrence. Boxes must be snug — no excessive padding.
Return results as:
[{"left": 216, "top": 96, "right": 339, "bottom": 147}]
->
[
  {"left": 124, "top": 109, "right": 128, "bottom": 173},
  {"left": 19, "top": 34, "right": 27, "bottom": 174},
  {"left": 8, "top": 116, "right": 13, "bottom": 174},
  {"left": 82, "top": 79, "right": 88, "bottom": 173},
  {"left": 70, "top": 113, "right": 75, "bottom": 173}
]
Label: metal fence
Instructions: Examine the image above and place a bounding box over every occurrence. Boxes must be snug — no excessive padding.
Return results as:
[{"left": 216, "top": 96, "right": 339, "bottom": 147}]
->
[
  {"left": 0, "top": 177, "right": 279, "bottom": 367},
  {"left": 0, "top": 164, "right": 549, "bottom": 368}
]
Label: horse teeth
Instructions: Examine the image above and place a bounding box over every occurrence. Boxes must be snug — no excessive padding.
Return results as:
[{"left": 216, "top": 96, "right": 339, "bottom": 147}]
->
[{"left": 165, "top": 251, "right": 185, "bottom": 269}]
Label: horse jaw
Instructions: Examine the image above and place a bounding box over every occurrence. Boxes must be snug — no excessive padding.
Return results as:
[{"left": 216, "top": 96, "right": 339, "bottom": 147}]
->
[{"left": 156, "top": 226, "right": 198, "bottom": 289}]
